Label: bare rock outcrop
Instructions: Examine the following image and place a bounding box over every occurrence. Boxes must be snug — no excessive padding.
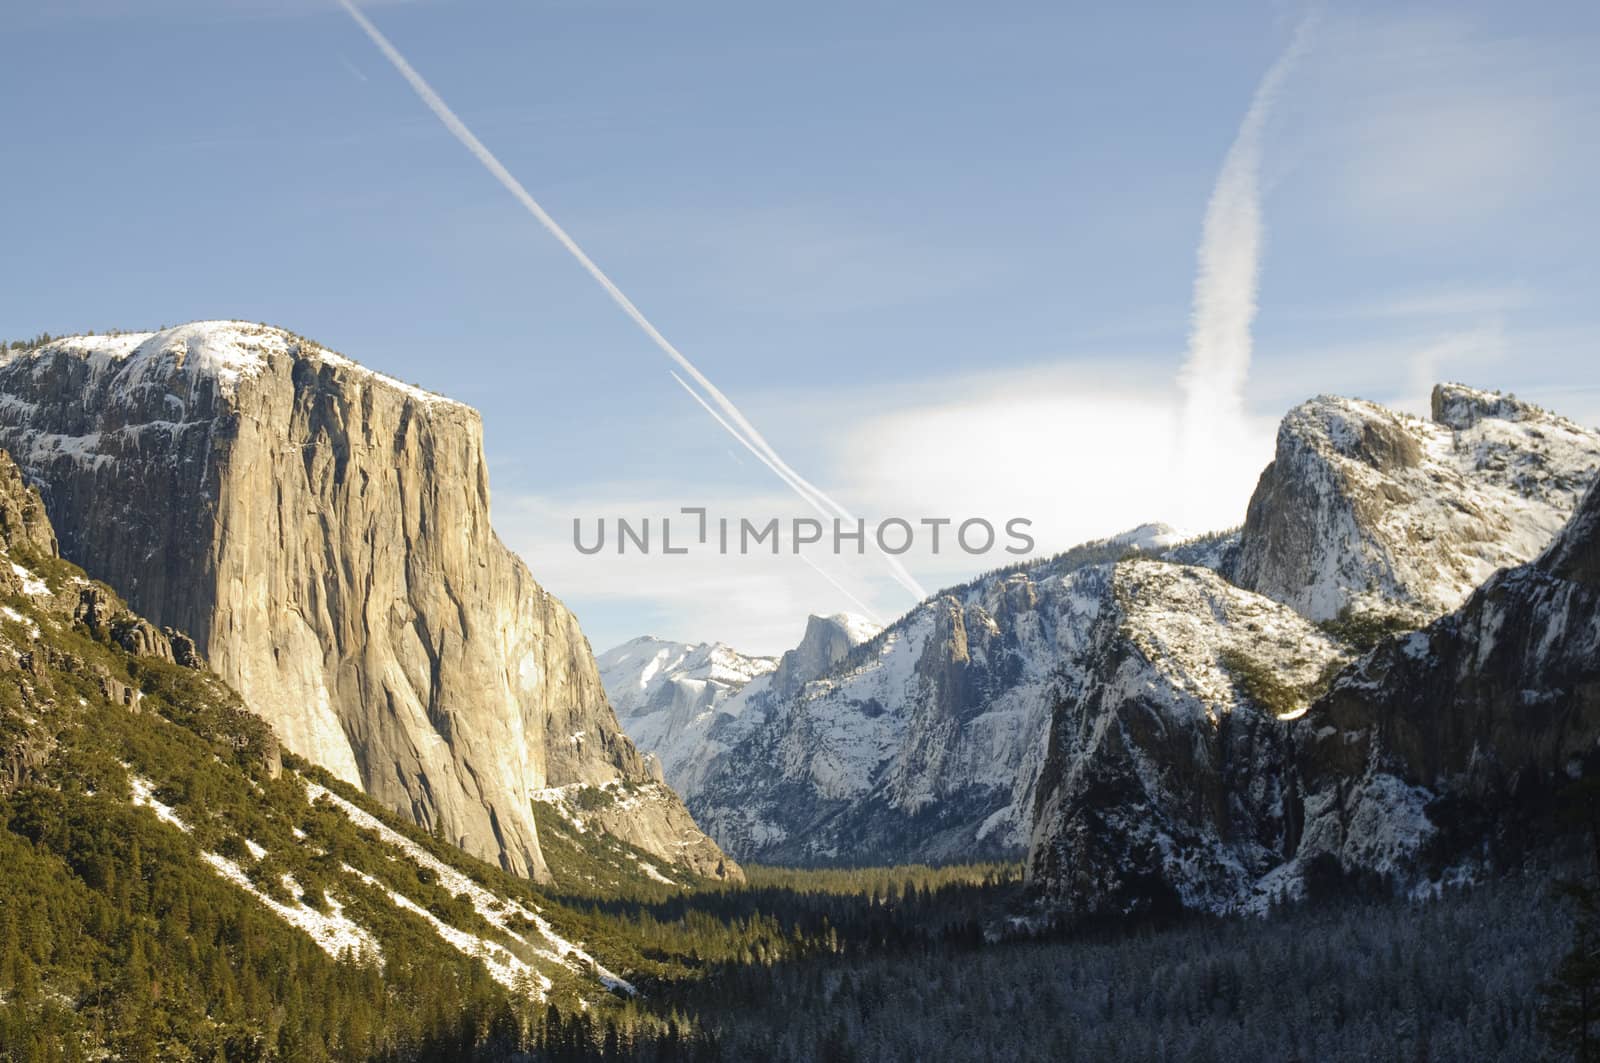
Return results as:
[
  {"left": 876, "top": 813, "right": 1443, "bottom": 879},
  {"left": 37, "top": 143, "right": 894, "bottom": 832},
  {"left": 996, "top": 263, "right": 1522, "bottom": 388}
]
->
[
  {"left": 1286, "top": 475, "right": 1600, "bottom": 894},
  {"left": 0, "top": 322, "right": 734, "bottom": 883},
  {"left": 1228, "top": 384, "right": 1600, "bottom": 624}
]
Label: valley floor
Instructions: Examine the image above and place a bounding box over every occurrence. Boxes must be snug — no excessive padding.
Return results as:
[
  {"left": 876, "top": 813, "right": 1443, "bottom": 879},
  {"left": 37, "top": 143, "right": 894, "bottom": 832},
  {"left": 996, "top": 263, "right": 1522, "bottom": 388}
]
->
[{"left": 543, "top": 866, "right": 1563, "bottom": 1063}]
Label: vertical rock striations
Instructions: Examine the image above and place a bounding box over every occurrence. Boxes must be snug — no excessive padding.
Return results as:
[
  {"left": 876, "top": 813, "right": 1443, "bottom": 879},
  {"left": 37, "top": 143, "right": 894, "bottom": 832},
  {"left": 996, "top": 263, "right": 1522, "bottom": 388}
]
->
[{"left": 0, "top": 322, "right": 732, "bottom": 883}]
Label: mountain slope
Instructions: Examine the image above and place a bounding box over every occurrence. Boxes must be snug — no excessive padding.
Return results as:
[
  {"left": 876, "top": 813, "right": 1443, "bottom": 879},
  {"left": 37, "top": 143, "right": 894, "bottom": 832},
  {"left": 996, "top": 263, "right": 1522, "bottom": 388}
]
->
[
  {"left": 684, "top": 528, "right": 1174, "bottom": 865},
  {"left": 597, "top": 613, "right": 879, "bottom": 799},
  {"left": 0, "top": 322, "right": 734, "bottom": 885},
  {"left": 597, "top": 635, "right": 778, "bottom": 793},
  {"left": 0, "top": 447, "right": 711, "bottom": 1057},
  {"left": 1286, "top": 473, "right": 1600, "bottom": 895},
  {"left": 1229, "top": 383, "right": 1600, "bottom": 624},
  {"left": 1028, "top": 387, "right": 1600, "bottom": 917},
  {"left": 1026, "top": 559, "right": 1350, "bottom": 917}
]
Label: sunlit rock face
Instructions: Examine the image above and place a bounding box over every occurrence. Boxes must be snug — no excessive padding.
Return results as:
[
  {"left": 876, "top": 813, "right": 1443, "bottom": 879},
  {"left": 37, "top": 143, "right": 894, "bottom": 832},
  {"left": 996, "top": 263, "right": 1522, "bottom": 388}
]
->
[
  {"left": 1029, "top": 387, "right": 1600, "bottom": 918},
  {"left": 1228, "top": 384, "right": 1600, "bottom": 624},
  {"left": 0, "top": 322, "right": 735, "bottom": 883}
]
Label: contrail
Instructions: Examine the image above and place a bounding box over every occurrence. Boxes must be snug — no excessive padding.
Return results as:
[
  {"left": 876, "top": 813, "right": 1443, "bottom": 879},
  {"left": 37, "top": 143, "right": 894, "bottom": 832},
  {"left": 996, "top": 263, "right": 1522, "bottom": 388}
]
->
[
  {"left": 669, "top": 371, "right": 885, "bottom": 623},
  {"left": 797, "top": 554, "right": 884, "bottom": 625},
  {"left": 336, "top": 0, "right": 927, "bottom": 602},
  {"left": 1175, "top": 14, "right": 1316, "bottom": 524}
]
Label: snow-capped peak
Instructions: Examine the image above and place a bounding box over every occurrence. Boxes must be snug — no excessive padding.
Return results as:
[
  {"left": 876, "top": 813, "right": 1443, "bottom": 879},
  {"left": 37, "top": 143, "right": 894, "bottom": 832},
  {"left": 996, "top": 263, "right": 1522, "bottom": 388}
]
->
[
  {"left": 24, "top": 321, "right": 462, "bottom": 408},
  {"left": 818, "top": 611, "right": 883, "bottom": 646},
  {"left": 1109, "top": 522, "right": 1182, "bottom": 552}
]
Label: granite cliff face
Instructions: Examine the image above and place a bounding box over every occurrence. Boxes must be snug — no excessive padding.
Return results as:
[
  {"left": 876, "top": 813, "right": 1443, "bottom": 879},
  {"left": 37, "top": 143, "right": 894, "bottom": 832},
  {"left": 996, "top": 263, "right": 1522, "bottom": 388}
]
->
[
  {"left": 1025, "top": 560, "right": 1349, "bottom": 918},
  {"left": 0, "top": 322, "right": 733, "bottom": 883},
  {"left": 0, "top": 446, "right": 283, "bottom": 791},
  {"left": 1228, "top": 384, "right": 1600, "bottom": 623},
  {"left": 1286, "top": 476, "right": 1600, "bottom": 895},
  {"left": 1028, "top": 386, "right": 1600, "bottom": 917}
]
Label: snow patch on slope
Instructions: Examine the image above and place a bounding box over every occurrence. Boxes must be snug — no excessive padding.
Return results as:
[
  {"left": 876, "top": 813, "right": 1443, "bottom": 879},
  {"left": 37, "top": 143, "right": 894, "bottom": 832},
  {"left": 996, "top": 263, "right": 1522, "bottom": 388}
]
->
[
  {"left": 307, "top": 783, "right": 634, "bottom": 995},
  {"left": 204, "top": 853, "right": 383, "bottom": 963},
  {"left": 129, "top": 774, "right": 381, "bottom": 963},
  {"left": 14, "top": 321, "right": 463, "bottom": 410}
]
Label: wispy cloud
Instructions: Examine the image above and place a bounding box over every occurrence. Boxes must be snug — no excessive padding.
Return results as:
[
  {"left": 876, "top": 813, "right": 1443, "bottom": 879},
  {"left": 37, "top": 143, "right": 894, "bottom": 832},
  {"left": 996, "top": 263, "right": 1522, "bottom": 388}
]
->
[
  {"left": 338, "top": 53, "right": 370, "bottom": 84},
  {"left": 1175, "top": 13, "right": 1317, "bottom": 528}
]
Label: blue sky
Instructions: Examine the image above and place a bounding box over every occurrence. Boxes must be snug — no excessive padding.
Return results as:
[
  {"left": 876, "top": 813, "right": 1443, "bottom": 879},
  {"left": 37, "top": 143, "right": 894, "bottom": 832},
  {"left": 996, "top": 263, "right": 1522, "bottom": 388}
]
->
[{"left": 4, "top": 0, "right": 1598, "bottom": 653}]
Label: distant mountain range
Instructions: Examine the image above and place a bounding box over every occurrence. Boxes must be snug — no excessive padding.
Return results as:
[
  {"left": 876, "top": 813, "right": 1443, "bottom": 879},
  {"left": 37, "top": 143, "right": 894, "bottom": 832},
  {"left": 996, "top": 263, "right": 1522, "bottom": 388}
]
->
[
  {"left": 599, "top": 523, "right": 1191, "bottom": 865},
  {"left": 8, "top": 320, "right": 1596, "bottom": 1060},
  {"left": 604, "top": 384, "right": 1600, "bottom": 919}
]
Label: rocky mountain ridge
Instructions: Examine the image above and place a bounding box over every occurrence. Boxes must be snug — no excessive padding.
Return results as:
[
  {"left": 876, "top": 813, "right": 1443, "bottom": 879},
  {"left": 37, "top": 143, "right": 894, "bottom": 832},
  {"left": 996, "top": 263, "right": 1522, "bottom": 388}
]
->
[
  {"left": 598, "top": 613, "right": 879, "bottom": 801},
  {"left": 608, "top": 384, "right": 1600, "bottom": 895},
  {"left": 1284, "top": 473, "right": 1600, "bottom": 899},
  {"left": 1027, "top": 559, "right": 1350, "bottom": 917},
  {"left": 1227, "top": 383, "right": 1600, "bottom": 623},
  {"left": 0, "top": 322, "right": 735, "bottom": 884},
  {"left": 1028, "top": 384, "right": 1600, "bottom": 917},
  {"left": 670, "top": 527, "right": 1175, "bottom": 864}
]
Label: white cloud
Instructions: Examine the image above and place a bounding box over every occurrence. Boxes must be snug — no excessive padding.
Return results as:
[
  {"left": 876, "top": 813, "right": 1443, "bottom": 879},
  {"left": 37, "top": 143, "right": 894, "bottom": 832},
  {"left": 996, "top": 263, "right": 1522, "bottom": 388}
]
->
[
  {"left": 496, "top": 360, "right": 1280, "bottom": 653},
  {"left": 833, "top": 364, "right": 1275, "bottom": 562},
  {"left": 1175, "top": 13, "right": 1314, "bottom": 531},
  {"left": 496, "top": 488, "right": 899, "bottom": 655}
]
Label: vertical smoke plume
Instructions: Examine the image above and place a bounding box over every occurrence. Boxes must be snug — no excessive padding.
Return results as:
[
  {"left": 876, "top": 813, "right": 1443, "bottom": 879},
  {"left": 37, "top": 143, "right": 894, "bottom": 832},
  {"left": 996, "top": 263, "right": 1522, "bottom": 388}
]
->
[
  {"left": 337, "top": 0, "right": 927, "bottom": 603},
  {"left": 1175, "top": 15, "right": 1317, "bottom": 526}
]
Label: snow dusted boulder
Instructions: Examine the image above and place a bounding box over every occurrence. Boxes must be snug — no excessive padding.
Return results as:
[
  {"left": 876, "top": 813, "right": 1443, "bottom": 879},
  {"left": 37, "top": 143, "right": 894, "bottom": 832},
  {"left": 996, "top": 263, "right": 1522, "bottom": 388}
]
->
[
  {"left": 1026, "top": 559, "right": 1350, "bottom": 918},
  {"left": 1285, "top": 473, "right": 1600, "bottom": 897},
  {"left": 1229, "top": 384, "right": 1600, "bottom": 624}
]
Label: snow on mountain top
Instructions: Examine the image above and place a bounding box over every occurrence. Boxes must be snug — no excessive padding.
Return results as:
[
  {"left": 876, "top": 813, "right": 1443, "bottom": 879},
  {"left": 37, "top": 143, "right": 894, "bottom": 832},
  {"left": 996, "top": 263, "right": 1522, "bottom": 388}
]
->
[
  {"left": 1239, "top": 384, "right": 1600, "bottom": 621},
  {"left": 23, "top": 321, "right": 464, "bottom": 409},
  {"left": 597, "top": 635, "right": 777, "bottom": 721},
  {"left": 1111, "top": 559, "right": 1350, "bottom": 722},
  {"left": 1109, "top": 522, "right": 1182, "bottom": 552},
  {"left": 1431, "top": 382, "right": 1559, "bottom": 430},
  {"left": 812, "top": 612, "right": 882, "bottom": 646}
]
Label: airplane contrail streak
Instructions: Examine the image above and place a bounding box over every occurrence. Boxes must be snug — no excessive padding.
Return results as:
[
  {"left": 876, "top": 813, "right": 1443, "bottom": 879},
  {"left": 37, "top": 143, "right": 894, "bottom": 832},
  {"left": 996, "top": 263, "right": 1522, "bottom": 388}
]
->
[
  {"left": 669, "top": 371, "right": 885, "bottom": 622},
  {"left": 337, "top": 0, "right": 927, "bottom": 603},
  {"left": 1175, "top": 12, "right": 1317, "bottom": 528}
]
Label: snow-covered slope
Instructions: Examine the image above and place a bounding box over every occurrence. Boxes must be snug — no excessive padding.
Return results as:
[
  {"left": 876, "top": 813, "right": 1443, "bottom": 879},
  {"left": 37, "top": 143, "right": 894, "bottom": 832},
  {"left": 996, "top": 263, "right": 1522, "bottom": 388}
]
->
[
  {"left": 685, "top": 531, "right": 1172, "bottom": 865},
  {"left": 597, "top": 635, "right": 777, "bottom": 791},
  {"left": 1026, "top": 559, "right": 1351, "bottom": 917},
  {"left": 1028, "top": 388, "right": 1600, "bottom": 919},
  {"left": 598, "top": 614, "right": 878, "bottom": 798},
  {"left": 1229, "top": 383, "right": 1600, "bottom": 623},
  {"left": 1282, "top": 473, "right": 1600, "bottom": 902}
]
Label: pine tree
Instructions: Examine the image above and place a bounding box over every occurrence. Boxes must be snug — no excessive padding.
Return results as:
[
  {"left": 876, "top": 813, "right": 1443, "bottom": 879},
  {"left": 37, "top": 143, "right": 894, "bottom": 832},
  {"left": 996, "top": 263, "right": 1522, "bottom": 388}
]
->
[{"left": 1538, "top": 778, "right": 1600, "bottom": 1060}]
